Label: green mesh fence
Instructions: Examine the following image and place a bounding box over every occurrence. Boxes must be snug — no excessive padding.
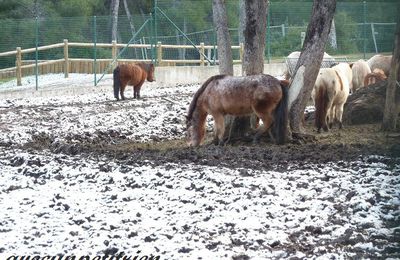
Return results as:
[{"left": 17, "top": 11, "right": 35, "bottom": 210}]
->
[{"left": 0, "top": 1, "right": 398, "bottom": 71}]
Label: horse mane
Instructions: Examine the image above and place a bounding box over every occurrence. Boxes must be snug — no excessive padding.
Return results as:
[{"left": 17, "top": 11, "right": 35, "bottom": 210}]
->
[
  {"left": 136, "top": 62, "right": 154, "bottom": 73},
  {"left": 186, "top": 74, "right": 227, "bottom": 123}
]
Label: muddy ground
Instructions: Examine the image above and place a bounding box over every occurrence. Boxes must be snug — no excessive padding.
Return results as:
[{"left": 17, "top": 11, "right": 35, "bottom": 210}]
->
[
  {"left": 1, "top": 82, "right": 399, "bottom": 258},
  {"left": 16, "top": 120, "right": 400, "bottom": 172}
]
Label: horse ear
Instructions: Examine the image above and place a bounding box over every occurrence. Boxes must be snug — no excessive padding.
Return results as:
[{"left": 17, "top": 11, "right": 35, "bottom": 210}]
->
[
  {"left": 280, "top": 79, "right": 290, "bottom": 88},
  {"left": 349, "top": 62, "right": 354, "bottom": 68}
]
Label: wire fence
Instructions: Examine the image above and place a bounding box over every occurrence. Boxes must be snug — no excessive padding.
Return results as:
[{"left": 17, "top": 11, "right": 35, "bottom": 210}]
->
[{"left": 0, "top": 1, "right": 398, "bottom": 72}]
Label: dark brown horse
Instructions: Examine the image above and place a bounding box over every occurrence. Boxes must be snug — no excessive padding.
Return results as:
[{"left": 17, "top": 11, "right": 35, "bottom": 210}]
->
[
  {"left": 186, "top": 74, "right": 289, "bottom": 146},
  {"left": 113, "top": 62, "right": 155, "bottom": 100}
]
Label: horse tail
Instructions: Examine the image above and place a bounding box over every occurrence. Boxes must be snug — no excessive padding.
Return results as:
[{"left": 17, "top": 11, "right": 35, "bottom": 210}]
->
[
  {"left": 113, "top": 66, "right": 121, "bottom": 100},
  {"left": 273, "top": 80, "right": 289, "bottom": 145},
  {"left": 186, "top": 74, "right": 227, "bottom": 124},
  {"left": 314, "top": 84, "right": 328, "bottom": 131}
]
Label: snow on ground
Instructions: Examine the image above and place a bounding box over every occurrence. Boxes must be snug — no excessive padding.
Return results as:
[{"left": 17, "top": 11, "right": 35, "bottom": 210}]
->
[
  {"left": 0, "top": 74, "right": 399, "bottom": 259},
  {"left": 0, "top": 74, "right": 199, "bottom": 145},
  {"left": 0, "top": 73, "right": 111, "bottom": 91}
]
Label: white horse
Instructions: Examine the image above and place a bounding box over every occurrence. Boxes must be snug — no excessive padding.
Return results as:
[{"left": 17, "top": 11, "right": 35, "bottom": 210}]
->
[
  {"left": 284, "top": 51, "right": 336, "bottom": 80},
  {"left": 350, "top": 59, "right": 371, "bottom": 92},
  {"left": 367, "top": 54, "right": 392, "bottom": 77},
  {"left": 311, "top": 63, "right": 351, "bottom": 132}
]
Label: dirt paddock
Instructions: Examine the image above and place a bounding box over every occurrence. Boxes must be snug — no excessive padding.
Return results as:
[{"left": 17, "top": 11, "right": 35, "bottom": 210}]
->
[{"left": 0, "top": 78, "right": 399, "bottom": 258}]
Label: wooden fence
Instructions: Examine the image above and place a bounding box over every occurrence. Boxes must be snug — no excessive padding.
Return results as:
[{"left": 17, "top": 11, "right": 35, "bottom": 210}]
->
[{"left": 0, "top": 40, "right": 244, "bottom": 85}]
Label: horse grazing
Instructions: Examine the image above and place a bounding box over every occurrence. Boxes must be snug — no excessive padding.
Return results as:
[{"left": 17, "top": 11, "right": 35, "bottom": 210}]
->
[
  {"left": 113, "top": 62, "right": 155, "bottom": 100},
  {"left": 186, "top": 74, "right": 288, "bottom": 147},
  {"left": 350, "top": 59, "right": 371, "bottom": 92},
  {"left": 367, "top": 54, "right": 392, "bottom": 77},
  {"left": 364, "top": 68, "right": 387, "bottom": 86},
  {"left": 312, "top": 63, "right": 351, "bottom": 132}
]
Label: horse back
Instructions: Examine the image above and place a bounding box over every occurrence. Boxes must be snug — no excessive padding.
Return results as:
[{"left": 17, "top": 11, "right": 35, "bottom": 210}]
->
[
  {"left": 204, "top": 74, "right": 282, "bottom": 115},
  {"left": 351, "top": 59, "right": 371, "bottom": 90},
  {"left": 118, "top": 63, "right": 147, "bottom": 86}
]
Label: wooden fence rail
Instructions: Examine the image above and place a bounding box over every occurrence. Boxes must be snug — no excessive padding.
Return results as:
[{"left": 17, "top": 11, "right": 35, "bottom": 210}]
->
[{"left": 0, "top": 40, "right": 244, "bottom": 85}]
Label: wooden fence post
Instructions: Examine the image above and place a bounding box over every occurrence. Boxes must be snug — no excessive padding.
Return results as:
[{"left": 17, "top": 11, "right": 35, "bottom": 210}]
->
[
  {"left": 16, "top": 47, "right": 22, "bottom": 86},
  {"left": 64, "top": 39, "right": 69, "bottom": 78},
  {"left": 200, "top": 42, "right": 205, "bottom": 66},
  {"left": 157, "top": 41, "right": 163, "bottom": 66},
  {"left": 112, "top": 40, "right": 117, "bottom": 69}
]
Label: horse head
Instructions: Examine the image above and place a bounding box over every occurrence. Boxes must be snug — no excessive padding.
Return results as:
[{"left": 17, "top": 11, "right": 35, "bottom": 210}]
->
[
  {"left": 185, "top": 115, "right": 201, "bottom": 147},
  {"left": 147, "top": 63, "right": 155, "bottom": 82}
]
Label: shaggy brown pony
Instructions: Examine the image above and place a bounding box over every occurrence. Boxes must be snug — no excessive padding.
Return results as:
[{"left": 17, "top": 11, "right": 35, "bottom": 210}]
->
[
  {"left": 186, "top": 74, "right": 288, "bottom": 146},
  {"left": 113, "top": 62, "right": 155, "bottom": 100}
]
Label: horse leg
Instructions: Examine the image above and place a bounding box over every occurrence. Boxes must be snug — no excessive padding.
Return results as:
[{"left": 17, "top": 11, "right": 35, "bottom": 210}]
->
[
  {"left": 134, "top": 81, "right": 145, "bottom": 99},
  {"left": 325, "top": 100, "right": 334, "bottom": 131},
  {"left": 212, "top": 113, "right": 225, "bottom": 145},
  {"left": 254, "top": 112, "right": 274, "bottom": 144},
  {"left": 335, "top": 104, "right": 345, "bottom": 129},
  {"left": 328, "top": 106, "right": 335, "bottom": 129},
  {"left": 120, "top": 82, "right": 127, "bottom": 100}
]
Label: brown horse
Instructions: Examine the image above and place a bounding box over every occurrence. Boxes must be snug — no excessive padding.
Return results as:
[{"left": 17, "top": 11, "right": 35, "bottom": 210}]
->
[
  {"left": 364, "top": 68, "right": 387, "bottom": 86},
  {"left": 186, "top": 74, "right": 288, "bottom": 146},
  {"left": 113, "top": 62, "right": 155, "bottom": 100}
]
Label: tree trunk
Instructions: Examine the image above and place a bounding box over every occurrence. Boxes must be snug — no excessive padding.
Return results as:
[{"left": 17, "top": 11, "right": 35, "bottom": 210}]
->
[
  {"left": 226, "top": 0, "right": 268, "bottom": 142},
  {"left": 382, "top": 9, "right": 400, "bottom": 131},
  {"left": 241, "top": 0, "right": 267, "bottom": 76},
  {"left": 111, "top": 0, "right": 120, "bottom": 42},
  {"left": 238, "top": 0, "right": 245, "bottom": 45},
  {"left": 288, "top": 0, "right": 336, "bottom": 134},
  {"left": 122, "top": 0, "right": 139, "bottom": 58},
  {"left": 212, "top": 0, "right": 233, "bottom": 75},
  {"left": 328, "top": 18, "right": 337, "bottom": 50},
  {"left": 176, "top": 19, "right": 187, "bottom": 61}
]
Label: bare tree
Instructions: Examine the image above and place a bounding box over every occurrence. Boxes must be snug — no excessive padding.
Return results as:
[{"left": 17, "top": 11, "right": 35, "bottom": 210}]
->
[
  {"left": 123, "top": 0, "right": 135, "bottom": 35},
  {"left": 238, "top": 0, "right": 245, "bottom": 45},
  {"left": 328, "top": 19, "right": 337, "bottom": 50},
  {"left": 111, "top": 0, "right": 120, "bottom": 42},
  {"left": 242, "top": 0, "right": 267, "bottom": 76},
  {"left": 122, "top": 0, "right": 140, "bottom": 58},
  {"left": 226, "top": 0, "right": 268, "bottom": 142},
  {"left": 288, "top": 0, "right": 336, "bottom": 134},
  {"left": 212, "top": 0, "right": 233, "bottom": 75},
  {"left": 176, "top": 19, "right": 187, "bottom": 60},
  {"left": 382, "top": 9, "right": 400, "bottom": 131}
]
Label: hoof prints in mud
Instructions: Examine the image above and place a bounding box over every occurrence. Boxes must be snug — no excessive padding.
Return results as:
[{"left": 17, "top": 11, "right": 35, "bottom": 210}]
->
[
  {"left": 0, "top": 150, "right": 399, "bottom": 258},
  {"left": 0, "top": 83, "right": 399, "bottom": 258}
]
